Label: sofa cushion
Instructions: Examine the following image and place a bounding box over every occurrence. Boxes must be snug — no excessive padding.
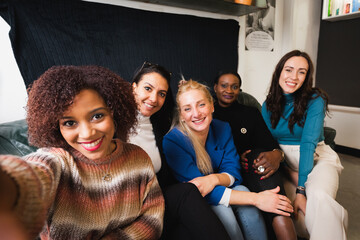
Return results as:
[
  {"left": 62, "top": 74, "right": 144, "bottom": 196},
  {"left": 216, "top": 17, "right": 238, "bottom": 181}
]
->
[
  {"left": 237, "top": 91, "right": 262, "bottom": 112},
  {"left": 0, "top": 119, "right": 38, "bottom": 156}
]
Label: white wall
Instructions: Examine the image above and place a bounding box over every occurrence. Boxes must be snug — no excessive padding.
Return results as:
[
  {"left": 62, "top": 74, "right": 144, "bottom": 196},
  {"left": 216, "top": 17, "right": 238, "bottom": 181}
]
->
[
  {"left": 238, "top": 0, "right": 360, "bottom": 150},
  {"left": 0, "top": 0, "right": 359, "bottom": 149},
  {"left": 325, "top": 106, "right": 360, "bottom": 149},
  {"left": 0, "top": 18, "right": 27, "bottom": 123},
  {"left": 239, "top": 0, "right": 321, "bottom": 104}
]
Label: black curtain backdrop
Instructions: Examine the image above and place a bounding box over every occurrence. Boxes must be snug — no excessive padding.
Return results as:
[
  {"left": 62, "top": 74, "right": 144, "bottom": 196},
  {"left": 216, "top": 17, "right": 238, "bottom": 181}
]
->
[{"left": 0, "top": 0, "right": 239, "bottom": 95}]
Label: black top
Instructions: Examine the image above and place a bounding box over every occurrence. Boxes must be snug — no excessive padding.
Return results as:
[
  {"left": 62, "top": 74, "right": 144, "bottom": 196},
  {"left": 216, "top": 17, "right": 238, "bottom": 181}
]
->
[
  {"left": 214, "top": 101, "right": 286, "bottom": 233},
  {"left": 213, "top": 101, "right": 279, "bottom": 155}
]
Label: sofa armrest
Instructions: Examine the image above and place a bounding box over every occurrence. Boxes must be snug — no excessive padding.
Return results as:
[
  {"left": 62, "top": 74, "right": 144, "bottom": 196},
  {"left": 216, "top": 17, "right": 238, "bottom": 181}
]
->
[
  {"left": 0, "top": 119, "right": 38, "bottom": 156},
  {"left": 324, "top": 126, "right": 336, "bottom": 150}
]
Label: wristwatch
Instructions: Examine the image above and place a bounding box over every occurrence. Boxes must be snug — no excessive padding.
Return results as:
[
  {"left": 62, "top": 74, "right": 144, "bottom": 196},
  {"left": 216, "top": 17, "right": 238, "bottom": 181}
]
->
[
  {"left": 272, "top": 148, "right": 285, "bottom": 162},
  {"left": 296, "top": 186, "right": 306, "bottom": 197}
]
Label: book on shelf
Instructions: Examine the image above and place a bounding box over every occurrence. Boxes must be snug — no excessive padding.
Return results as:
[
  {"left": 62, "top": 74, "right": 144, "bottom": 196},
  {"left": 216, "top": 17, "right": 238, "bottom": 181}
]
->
[
  {"left": 343, "top": 0, "right": 352, "bottom": 14},
  {"left": 327, "top": 0, "right": 360, "bottom": 17},
  {"left": 353, "top": 0, "right": 360, "bottom": 13}
]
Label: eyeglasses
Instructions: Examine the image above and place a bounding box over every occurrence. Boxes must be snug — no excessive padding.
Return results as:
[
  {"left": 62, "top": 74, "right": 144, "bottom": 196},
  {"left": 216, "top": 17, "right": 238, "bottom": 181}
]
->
[
  {"left": 140, "top": 61, "right": 158, "bottom": 70},
  {"left": 139, "top": 61, "right": 172, "bottom": 76}
]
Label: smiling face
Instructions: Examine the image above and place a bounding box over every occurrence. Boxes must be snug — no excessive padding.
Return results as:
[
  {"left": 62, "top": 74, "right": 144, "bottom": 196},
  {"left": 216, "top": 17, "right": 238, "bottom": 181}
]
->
[
  {"left": 59, "top": 89, "right": 115, "bottom": 160},
  {"left": 179, "top": 89, "right": 214, "bottom": 138},
  {"left": 132, "top": 72, "right": 169, "bottom": 117},
  {"left": 279, "top": 56, "right": 309, "bottom": 94},
  {"left": 214, "top": 73, "right": 241, "bottom": 107}
]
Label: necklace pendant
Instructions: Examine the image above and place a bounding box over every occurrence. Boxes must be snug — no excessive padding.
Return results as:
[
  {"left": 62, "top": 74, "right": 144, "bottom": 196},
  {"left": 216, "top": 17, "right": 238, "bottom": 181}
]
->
[{"left": 103, "top": 173, "right": 112, "bottom": 182}]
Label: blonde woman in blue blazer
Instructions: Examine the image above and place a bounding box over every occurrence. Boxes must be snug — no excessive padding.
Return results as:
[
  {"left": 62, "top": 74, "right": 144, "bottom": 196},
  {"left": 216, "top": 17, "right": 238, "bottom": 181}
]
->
[{"left": 163, "top": 80, "right": 293, "bottom": 240}]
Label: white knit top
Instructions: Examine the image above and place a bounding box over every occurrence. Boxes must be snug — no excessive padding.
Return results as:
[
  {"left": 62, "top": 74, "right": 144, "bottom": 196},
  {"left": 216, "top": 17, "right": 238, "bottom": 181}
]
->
[{"left": 129, "top": 112, "right": 162, "bottom": 173}]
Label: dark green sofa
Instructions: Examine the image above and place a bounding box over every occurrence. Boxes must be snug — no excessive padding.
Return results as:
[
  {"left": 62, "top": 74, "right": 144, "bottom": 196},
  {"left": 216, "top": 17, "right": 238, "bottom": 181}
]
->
[{"left": 0, "top": 119, "right": 38, "bottom": 156}]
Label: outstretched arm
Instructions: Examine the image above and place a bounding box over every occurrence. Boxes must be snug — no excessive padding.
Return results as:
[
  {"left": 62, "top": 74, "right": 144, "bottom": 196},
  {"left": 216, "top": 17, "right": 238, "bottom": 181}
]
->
[
  {"left": 0, "top": 151, "right": 64, "bottom": 239},
  {"left": 0, "top": 169, "right": 29, "bottom": 240},
  {"left": 0, "top": 169, "right": 18, "bottom": 211}
]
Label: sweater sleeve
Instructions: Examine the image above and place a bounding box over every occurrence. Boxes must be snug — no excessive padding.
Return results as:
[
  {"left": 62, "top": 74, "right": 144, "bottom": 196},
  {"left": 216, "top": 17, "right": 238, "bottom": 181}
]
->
[
  {"left": 105, "top": 147, "right": 164, "bottom": 240},
  {"left": 122, "top": 174, "right": 164, "bottom": 240},
  {"left": 298, "top": 97, "right": 325, "bottom": 187},
  {"left": 0, "top": 149, "right": 63, "bottom": 239},
  {"left": 162, "top": 130, "right": 226, "bottom": 206}
]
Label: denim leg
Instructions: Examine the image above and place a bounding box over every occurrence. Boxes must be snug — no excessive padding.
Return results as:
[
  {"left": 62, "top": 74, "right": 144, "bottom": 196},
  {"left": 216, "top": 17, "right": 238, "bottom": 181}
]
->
[
  {"left": 232, "top": 185, "right": 268, "bottom": 240},
  {"left": 211, "top": 204, "right": 245, "bottom": 240}
]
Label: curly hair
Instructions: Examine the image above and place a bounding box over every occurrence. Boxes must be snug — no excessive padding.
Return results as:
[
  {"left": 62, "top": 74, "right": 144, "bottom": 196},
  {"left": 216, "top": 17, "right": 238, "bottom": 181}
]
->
[
  {"left": 265, "top": 50, "right": 329, "bottom": 132},
  {"left": 26, "top": 65, "right": 138, "bottom": 148}
]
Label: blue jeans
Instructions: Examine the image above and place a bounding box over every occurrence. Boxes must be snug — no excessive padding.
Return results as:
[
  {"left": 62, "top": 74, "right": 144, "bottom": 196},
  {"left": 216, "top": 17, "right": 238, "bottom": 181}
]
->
[{"left": 211, "top": 185, "right": 267, "bottom": 240}]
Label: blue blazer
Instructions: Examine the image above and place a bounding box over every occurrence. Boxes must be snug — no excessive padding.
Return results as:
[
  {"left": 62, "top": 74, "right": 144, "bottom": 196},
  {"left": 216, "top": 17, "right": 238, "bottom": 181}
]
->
[{"left": 163, "top": 119, "right": 242, "bottom": 205}]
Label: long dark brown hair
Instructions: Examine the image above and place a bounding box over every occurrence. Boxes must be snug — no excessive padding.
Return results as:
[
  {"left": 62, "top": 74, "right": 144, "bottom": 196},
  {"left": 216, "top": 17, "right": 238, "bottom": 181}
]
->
[
  {"left": 131, "top": 62, "right": 175, "bottom": 138},
  {"left": 265, "top": 50, "right": 329, "bottom": 132}
]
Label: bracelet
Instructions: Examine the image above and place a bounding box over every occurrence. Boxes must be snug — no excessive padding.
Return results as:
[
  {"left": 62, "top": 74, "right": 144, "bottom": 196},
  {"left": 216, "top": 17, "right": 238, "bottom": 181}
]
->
[
  {"left": 272, "top": 148, "right": 285, "bottom": 162},
  {"left": 296, "top": 186, "right": 306, "bottom": 197}
]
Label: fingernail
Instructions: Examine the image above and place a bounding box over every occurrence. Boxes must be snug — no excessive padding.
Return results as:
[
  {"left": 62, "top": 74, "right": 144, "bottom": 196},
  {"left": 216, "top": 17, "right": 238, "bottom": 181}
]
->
[{"left": 260, "top": 177, "right": 264, "bottom": 180}]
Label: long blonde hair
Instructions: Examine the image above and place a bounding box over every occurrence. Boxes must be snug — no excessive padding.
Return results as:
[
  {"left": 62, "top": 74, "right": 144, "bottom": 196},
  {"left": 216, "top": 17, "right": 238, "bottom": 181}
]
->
[{"left": 174, "top": 79, "right": 214, "bottom": 175}]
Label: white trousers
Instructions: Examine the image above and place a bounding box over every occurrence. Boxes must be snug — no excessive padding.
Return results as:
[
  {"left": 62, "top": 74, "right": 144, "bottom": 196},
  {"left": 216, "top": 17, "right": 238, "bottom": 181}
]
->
[{"left": 281, "top": 142, "right": 348, "bottom": 240}]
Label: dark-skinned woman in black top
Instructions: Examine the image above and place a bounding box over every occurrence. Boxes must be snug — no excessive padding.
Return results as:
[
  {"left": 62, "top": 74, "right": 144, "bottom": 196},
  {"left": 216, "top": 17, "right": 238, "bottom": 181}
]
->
[{"left": 212, "top": 72, "right": 296, "bottom": 240}]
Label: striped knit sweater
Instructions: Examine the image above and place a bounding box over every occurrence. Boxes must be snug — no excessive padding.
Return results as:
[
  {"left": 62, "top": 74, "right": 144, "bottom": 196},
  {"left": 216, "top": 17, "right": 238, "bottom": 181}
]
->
[{"left": 0, "top": 139, "right": 164, "bottom": 240}]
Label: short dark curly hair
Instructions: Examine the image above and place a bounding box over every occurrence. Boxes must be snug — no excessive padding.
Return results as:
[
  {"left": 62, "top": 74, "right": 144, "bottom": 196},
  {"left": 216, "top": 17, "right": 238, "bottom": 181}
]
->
[{"left": 26, "top": 65, "right": 137, "bottom": 148}]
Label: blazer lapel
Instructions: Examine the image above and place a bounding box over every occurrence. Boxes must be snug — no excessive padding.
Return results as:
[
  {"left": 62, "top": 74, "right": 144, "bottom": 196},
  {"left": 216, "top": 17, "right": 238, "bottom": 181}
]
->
[{"left": 206, "top": 123, "right": 224, "bottom": 170}]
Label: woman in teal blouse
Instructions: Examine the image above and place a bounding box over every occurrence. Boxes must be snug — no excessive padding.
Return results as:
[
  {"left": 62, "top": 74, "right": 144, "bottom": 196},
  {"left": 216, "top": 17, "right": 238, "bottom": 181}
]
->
[{"left": 262, "top": 50, "right": 347, "bottom": 239}]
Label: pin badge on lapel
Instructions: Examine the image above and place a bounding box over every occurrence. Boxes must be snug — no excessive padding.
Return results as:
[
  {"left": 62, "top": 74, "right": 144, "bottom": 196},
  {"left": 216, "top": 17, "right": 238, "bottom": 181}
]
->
[{"left": 241, "top": 128, "right": 247, "bottom": 134}]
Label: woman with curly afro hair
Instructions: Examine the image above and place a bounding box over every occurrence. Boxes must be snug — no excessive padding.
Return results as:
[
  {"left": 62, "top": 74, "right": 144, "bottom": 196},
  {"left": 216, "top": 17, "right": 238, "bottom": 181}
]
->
[{"left": 0, "top": 65, "right": 164, "bottom": 240}]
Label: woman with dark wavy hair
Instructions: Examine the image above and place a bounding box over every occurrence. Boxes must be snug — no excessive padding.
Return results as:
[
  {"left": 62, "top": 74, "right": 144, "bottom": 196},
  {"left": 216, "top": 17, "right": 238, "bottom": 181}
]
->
[
  {"left": 0, "top": 65, "right": 164, "bottom": 239},
  {"left": 262, "top": 50, "right": 347, "bottom": 239}
]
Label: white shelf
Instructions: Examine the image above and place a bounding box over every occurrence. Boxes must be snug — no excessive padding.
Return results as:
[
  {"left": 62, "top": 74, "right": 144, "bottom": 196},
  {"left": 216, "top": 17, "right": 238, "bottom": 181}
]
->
[
  {"left": 322, "top": 0, "right": 360, "bottom": 21},
  {"left": 323, "top": 10, "right": 360, "bottom": 21}
]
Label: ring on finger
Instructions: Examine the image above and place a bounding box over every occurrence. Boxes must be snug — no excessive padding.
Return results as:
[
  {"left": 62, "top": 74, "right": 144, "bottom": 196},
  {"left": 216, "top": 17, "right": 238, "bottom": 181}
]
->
[{"left": 257, "top": 165, "right": 265, "bottom": 173}]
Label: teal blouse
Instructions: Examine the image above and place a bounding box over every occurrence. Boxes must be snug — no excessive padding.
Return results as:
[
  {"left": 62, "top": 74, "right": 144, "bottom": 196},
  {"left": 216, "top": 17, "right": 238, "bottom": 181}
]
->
[{"left": 262, "top": 94, "right": 325, "bottom": 187}]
